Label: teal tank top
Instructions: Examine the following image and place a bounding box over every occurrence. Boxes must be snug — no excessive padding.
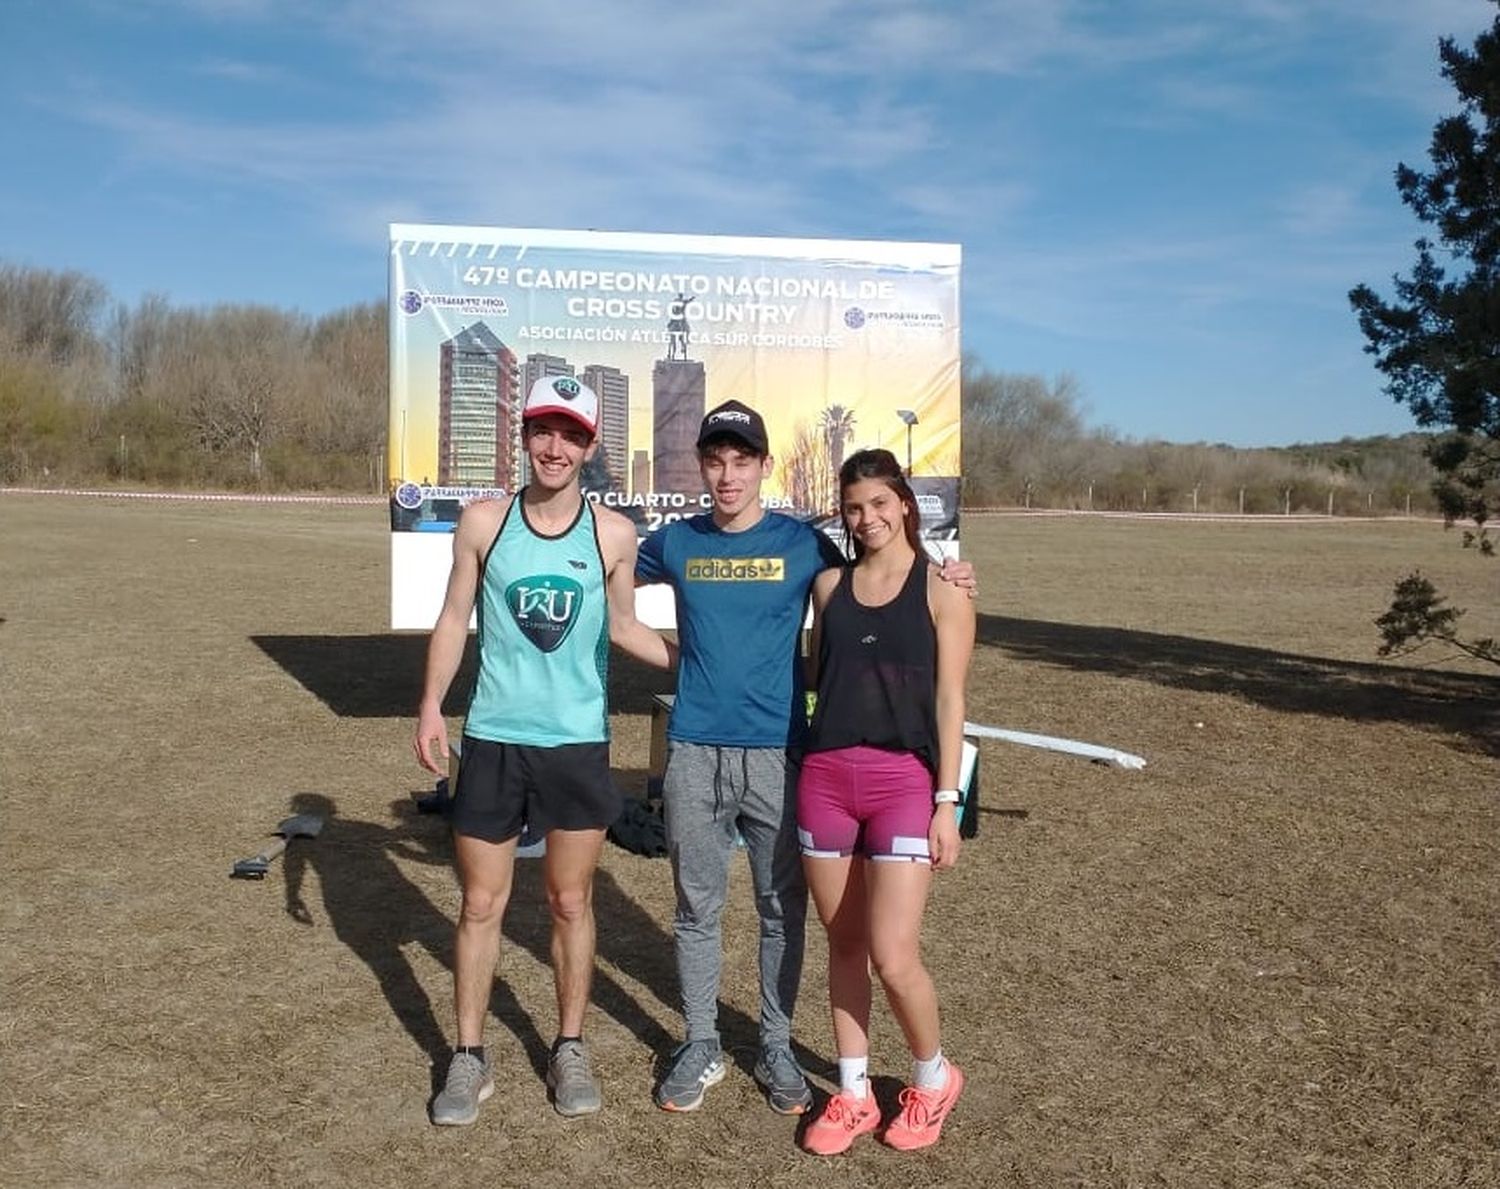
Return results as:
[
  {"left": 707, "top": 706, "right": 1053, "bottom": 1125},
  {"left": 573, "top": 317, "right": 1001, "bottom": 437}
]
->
[{"left": 464, "top": 493, "right": 610, "bottom": 746}]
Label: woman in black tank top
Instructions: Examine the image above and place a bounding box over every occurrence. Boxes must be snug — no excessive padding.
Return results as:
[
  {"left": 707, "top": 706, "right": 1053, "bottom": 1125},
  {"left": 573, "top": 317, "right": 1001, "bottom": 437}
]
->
[{"left": 794, "top": 449, "right": 976, "bottom": 1155}]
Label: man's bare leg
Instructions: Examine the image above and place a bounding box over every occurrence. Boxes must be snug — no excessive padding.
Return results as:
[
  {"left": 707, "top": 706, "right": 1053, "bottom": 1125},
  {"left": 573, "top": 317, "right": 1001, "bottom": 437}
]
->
[
  {"left": 543, "top": 827, "right": 607, "bottom": 1035},
  {"left": 432, "top": 831, "right": 519, "bottom": 1126},
  {"left": 541, "top": 827, "right": 608, "bottom": 1116},
  {"left": 453, "top": 832, "right": 519, "bottom": 1044}
]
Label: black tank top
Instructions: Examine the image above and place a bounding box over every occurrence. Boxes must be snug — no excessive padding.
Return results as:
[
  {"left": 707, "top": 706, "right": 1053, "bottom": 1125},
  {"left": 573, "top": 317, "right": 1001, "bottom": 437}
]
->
[{"left": 804, "top": 553, "right": 939, "bottom": 772}]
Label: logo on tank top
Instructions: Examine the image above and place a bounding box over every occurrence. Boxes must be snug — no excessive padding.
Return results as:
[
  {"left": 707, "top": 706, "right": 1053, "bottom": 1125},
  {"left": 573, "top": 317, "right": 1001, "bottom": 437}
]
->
[{"left": 504, "top": 575, "right": 584, "bottom": 652}]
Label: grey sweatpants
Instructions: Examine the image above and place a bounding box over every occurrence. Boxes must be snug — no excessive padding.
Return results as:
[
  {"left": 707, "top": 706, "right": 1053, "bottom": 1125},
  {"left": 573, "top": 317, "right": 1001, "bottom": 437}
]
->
[{"left": 662, "top": 741, "right": 806, "bottom": 1050}]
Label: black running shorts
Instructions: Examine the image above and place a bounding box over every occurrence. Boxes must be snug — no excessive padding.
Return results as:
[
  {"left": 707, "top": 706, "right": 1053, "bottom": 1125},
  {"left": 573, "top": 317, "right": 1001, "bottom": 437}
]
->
[{"left": 450, "top": 736, "right": 620, "bottom": 843}]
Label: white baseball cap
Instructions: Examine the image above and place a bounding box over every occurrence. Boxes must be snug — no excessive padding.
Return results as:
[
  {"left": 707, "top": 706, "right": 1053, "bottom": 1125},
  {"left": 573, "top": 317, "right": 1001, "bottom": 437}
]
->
[{"left": 523, "top": 374, "right": 599, "bottom": 437}]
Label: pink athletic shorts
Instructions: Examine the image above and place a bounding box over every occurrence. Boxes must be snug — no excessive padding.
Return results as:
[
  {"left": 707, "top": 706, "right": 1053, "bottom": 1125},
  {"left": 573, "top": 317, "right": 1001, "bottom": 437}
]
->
[{"left": 796, "top": 745, "right": 934, "bottom": 862}]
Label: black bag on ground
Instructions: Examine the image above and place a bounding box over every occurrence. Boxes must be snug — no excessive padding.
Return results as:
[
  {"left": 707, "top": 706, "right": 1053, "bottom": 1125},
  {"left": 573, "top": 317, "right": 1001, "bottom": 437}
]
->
[{"left": 608, "top": 797, "right": 668, "bottom": 857}]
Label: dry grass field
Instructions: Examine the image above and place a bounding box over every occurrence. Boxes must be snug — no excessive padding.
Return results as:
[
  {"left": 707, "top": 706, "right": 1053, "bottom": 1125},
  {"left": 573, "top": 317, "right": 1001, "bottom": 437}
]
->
[{"left": 2, "top": 495, "right": 1496, "bottom": 1188}]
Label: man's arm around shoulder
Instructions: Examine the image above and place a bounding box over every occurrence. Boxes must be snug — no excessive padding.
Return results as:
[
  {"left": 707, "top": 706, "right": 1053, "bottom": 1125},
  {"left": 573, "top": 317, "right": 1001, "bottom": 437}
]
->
[
  {"left": 937, "top": 553, "right": 978, "bottom": 598},
  {"left": 597, "top": 505, "right": 676, "bottom": 671}
]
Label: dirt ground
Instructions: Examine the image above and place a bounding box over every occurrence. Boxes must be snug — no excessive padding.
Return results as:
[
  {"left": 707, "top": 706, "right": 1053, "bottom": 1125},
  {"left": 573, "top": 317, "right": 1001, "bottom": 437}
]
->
[{"left": 2, "top": 495, "right": 1496, "bottom": 1188}]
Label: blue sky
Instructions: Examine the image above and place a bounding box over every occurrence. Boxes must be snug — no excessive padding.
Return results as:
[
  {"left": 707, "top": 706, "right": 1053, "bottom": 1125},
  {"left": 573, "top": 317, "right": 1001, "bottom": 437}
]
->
[{"left": 1, "top": 0, "right": 1493, "bottom": 447}]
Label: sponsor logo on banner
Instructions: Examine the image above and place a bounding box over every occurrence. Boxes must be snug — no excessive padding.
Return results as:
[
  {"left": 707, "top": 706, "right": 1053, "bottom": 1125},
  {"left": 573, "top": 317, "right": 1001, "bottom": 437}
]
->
[
  {"left": 842, "top": 306, "right": 945, "bottom": 331},
  {"left": 505, "top": 575, "right": 584, "bottom": 652},
  {"left": 399, "top": 291, "right": 510, "bottom": 316},
  {"left": 684, "top": 557, "right": 786, "bottom": 582}
]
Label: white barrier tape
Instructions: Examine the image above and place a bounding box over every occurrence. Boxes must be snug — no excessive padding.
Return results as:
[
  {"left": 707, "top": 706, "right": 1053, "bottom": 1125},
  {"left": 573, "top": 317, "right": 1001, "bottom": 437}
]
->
[
  {"left": 964, "top": 721, "right": 1146, "bottom": 770},
  {"left": 1, "top": 487, "right": 382, "bottom": 506},
  {"left": 964, "top": 508, "right": 1438, "bottom": 524}
]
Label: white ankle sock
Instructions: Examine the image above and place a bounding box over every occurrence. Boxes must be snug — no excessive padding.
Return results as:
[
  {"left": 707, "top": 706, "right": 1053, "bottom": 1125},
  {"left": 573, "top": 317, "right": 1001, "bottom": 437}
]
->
[
  {"left": 838, "top": 1056, "right": 869, "bottom": 1100},
  {"left": 913, "top": 1050, "right": 947, "bottom": 1091}
]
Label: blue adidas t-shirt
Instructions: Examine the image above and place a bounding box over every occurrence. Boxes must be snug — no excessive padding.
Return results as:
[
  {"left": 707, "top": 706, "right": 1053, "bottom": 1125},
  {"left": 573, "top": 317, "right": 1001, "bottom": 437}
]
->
[{"left": 637, "top": 512, "right": 845, "bottom": 748}]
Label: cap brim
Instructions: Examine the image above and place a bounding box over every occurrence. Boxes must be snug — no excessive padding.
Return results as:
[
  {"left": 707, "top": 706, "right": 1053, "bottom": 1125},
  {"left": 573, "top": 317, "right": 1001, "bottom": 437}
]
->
[
  {"left": 525, "top": 406, "right": 597, "bottom": 436},
  {"left": 696, "top": 430, "right": 767, "bottom": 452}
]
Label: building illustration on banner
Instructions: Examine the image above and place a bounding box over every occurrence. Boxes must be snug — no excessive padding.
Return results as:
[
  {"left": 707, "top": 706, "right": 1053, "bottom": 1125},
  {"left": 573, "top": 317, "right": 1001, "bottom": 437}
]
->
[
  {"left": 584, "top": 364, "right": 630, "bottom": 491},
  {"left": 437, "top": 323, "right": 517, "bottom": 487}
]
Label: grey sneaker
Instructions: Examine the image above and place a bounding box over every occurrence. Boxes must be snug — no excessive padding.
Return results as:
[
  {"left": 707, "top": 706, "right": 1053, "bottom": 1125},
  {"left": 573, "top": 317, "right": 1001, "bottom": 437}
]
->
[
  {"left": 654, "top": 1039, "right": 726, "bottom": 1112},
  {"left": 753, "top": 1045, "right": 812, "bottom": 1115},
  {"left": 546, "top": 1039, "right": 602, "bottom": 1117},
  {"left": 431, "top": 1051, "right": 493, "bottom": 1125}
]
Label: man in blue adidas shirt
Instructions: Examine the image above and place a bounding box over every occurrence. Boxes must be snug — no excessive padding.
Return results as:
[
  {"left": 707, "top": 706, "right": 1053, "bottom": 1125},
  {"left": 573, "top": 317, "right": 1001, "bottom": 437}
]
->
[{"left": 638, "top": 399, "right": 972, "bottom": 1116}]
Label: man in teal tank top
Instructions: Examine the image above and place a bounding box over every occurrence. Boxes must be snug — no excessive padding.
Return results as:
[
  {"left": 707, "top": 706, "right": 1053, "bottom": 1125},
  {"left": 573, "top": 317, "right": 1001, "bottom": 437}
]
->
[{"left": 414, "top": 376, "right": 674, "bottom": 1127}]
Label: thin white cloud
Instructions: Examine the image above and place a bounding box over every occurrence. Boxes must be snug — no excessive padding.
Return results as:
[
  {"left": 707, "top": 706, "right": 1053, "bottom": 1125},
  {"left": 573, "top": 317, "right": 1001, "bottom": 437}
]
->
[
  {"left": 190, "top": 57, "right": 286, "bottom": 83},
  {"left": 1141, "top": 74, "right": 1266, "bottom": 124},
  {"left": 889, "top": 178, "right": 1032, "bottom": 227},
  {"left": 1276, "top": 181, "right": 1362, "bottom": 239},
  {"left": 130, "top": 0, "right": 287, "bottom": 19}
]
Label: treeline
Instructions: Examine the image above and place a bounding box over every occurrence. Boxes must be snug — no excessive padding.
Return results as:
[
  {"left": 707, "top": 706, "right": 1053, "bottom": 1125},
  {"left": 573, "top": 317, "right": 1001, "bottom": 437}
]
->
[
  {"left": 0, "top": 261, "right": 1440, "bottom": 511},
  {"left": 0, "top": 264, "right": 386, "bottom": 490},
  {"left": 961, "top": 362, "right": 1440, "bottom": 516}
]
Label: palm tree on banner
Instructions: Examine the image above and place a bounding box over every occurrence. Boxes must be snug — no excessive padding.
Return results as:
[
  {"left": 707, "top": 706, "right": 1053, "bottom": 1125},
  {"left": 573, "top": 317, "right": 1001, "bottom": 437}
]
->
[{"left": 820, "top": 404, "right": 857, "bottom": 475}]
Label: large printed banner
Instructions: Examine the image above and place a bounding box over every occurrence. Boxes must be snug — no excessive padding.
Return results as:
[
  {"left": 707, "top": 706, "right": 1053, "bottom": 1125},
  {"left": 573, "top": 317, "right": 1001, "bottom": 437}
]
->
[{"left": 388, "top": 225, "right": 961, "bottom": 629}]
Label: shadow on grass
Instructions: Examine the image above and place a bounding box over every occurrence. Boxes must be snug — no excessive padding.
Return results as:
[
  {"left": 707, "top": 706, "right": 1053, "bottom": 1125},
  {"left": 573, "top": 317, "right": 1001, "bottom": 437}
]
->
[
  {"left": 249, "top": 634, "right": 672, "bottom": 719},
  {"left": 978, "top": 614, "right": 1500, "bottom": 756},
  {"left": 281, "top": 792, "right": 455, "bottom": 1078},
  {"left": 277, "top": 789, "right": 778, "bottom": 1106}
]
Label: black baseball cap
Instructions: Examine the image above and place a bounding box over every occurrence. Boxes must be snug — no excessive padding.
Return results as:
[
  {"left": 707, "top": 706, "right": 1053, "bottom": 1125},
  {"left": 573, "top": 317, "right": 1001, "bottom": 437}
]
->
[{"left": 696, "top": 399, "right": 769, "bottom": 454}]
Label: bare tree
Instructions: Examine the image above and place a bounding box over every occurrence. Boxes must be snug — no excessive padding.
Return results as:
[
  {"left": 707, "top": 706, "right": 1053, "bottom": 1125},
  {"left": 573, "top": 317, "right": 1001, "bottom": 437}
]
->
[
  {"left": 109, "top": 293, "right": 173, "bottom": 405},
  {"left": 781, "top": 420, "right": 836, "bottom": 517},
  {"left": 962, "top": 358, "right": 1088, "bottom": 504},
  {"left": 0, "top": 264, "right": 108, "bottom": 366},
  {"left": 166, "top": 305, "right": 306, "bottom": 484},
  {"left": 300, "top": 303, "right": 387, "bottom": 458}
]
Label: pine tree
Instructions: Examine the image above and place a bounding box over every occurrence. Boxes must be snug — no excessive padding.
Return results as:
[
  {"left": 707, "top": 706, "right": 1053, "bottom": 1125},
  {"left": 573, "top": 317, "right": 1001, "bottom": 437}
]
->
[{"left": 1350, "top": 6, "right": 1500, "bottom": 666}]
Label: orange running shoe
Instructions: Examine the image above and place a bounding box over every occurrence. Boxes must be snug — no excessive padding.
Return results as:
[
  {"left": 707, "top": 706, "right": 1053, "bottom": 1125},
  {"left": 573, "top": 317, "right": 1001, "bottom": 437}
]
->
[
  {"left": 882, "top": 1062, "right": 965, "bottom": 1151},
  {"left": 801, "top": 1089, "right": 881, "bottom": 1156}
]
